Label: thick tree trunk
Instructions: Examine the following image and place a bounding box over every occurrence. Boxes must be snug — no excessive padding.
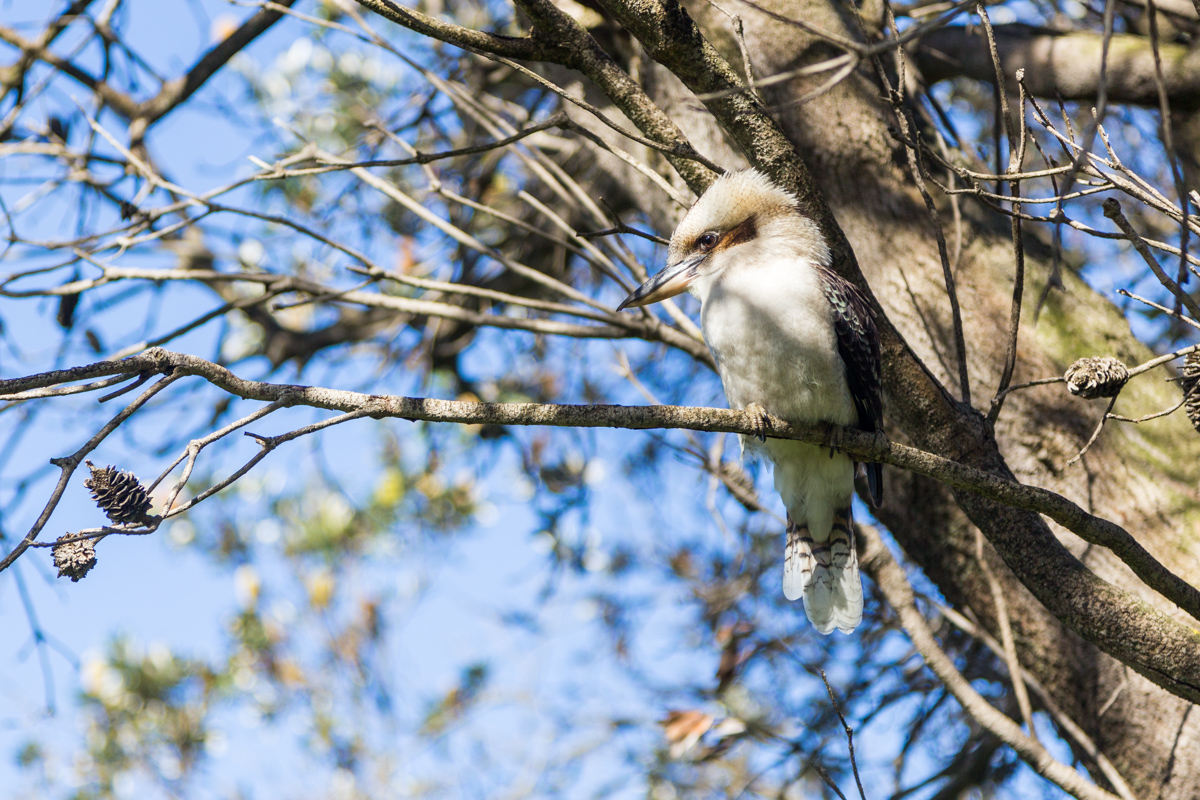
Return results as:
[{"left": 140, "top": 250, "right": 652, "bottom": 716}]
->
[{"left": 664, "top": 2, "right": 1200, "bottom": 797}]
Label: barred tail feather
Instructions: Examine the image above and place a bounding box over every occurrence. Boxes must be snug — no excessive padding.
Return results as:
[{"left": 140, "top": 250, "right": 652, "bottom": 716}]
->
[
  {"left": 784, "top": 509, "right": 863, "bottom": 634},
  {"left": 783, "top": 518, "right": 814, "bottom": 602}
]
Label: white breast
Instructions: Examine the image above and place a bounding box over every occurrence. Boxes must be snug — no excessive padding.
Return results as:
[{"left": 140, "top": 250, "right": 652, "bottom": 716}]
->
[
  {"left": 693, "top": 250, "right": 858, "bottom": 543},
  {"left": 694, "top": 254, "right": 855, "bottom": 428}
]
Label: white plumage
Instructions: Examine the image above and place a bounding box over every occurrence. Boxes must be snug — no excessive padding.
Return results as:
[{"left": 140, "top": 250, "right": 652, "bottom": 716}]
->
[{"left": 619, "top": 169, "right": 880, "bottom": 635}]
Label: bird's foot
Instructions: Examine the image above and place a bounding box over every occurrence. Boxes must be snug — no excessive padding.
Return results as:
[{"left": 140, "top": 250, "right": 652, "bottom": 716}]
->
[
  {"left": 744, "top": 403, "right": 770, "bottom": 442},
  {"left": 824, "top": 424, "right": 843, "bottom": 458}
]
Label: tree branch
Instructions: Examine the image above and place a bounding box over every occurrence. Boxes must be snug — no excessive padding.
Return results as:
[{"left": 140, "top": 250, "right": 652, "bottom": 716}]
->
[
  {"left": 914, "top": 24, "right": 1200, "bottom": 109},
  {"left": 128, "top": 0, "right": 298, "bottom": 142},
  {"left": 353, "top": 0, "right": 549, "bottom": 60},
  {"left": 1, "top": 0, "right": 299, "bottom": 140},
  {"left": 935, "top": 602, "right": 1140, "bottom": 800},
  {"left": 353, "top": 0, "right": 719, "bottom": 193},
  {"left": 5, "top": 348, "right": 1200, "bottom": 705},
  {"left": 860, "top": 524, "right": 1123, "bottom": 800}
]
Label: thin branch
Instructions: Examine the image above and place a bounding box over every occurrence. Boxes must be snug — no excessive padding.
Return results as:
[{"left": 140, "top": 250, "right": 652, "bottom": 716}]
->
[
  {"left": 859, "top": 525, "right": 1121, "bottom": 800},
  {"left": 556, "top": 118, "right": 692, "bottom": 207},
  {"left": 172, "top": 408, "right": 374, "bottom": 514},
  {"left": 0, "top": 373, "right": 133, "bottom": 403},
  {"left": 1106, "top": 396, "right": 1190, "bottom": 424},
  {"left": 704, "top": 0, "right": 763, "bottom": 103},
  {"left": 149, "top": 397, "right": 291, "bottom": 515},
  {"left": 253, "top": 112, "right": 571, "bottom": 178},
  {"left": 820, "top": 671, "right": 867, "bottom": 800},
  {"left": 1118, "top": 290, "right": 1200, "bottom": 333},
  {"left": 1104, "top": 199, "right": 1200, "bottom": 321},
  {"left": 975, "top": 529, "right": 1038, "bottom": 741},
  {"left": 985, "top": 19, "right": 1028, "bottom": 422},
  {"left": 989, "top": 376, "right": 1066, "bottom": 408},
  {"left": 935, "top": 603, "right": 1140, "bottom": 800},
  {"left": 579, "top": 226, "right": 669, "bottom": 246},
  {"left": 1066, "top": 395, "right": 1120, "bottom": 466},
  {"left": 1144, "top": 0, "right": 1191, "bottom": 293},
  {"left": 352, "top": 0, "right": 546, "bottom": 60},
  {"left": 874, "top": 2, "right": 971, "bottom": 406}
]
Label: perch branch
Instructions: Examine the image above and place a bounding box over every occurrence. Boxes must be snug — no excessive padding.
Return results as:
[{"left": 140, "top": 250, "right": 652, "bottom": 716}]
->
[{"left": 4, "top": 347, "right": 1200, "bottom": 701}]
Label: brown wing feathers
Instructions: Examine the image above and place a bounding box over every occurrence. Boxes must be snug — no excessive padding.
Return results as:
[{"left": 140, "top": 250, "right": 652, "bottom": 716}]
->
[{"left": 816, "top": 267, "right": 883, "bottom": 506}]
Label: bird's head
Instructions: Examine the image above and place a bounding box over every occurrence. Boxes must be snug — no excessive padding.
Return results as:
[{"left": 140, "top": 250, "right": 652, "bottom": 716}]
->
[{"left": 618, "top": 168, "right": 828, "bottom": 310}]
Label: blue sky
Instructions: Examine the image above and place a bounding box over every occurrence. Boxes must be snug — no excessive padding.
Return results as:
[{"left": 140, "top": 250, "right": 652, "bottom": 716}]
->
[{"left": 3, "top": 1, "right": 1187, "bottom": 797}]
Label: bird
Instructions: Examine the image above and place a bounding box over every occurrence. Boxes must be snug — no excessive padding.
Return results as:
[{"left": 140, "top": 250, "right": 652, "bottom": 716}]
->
[{"left": 617, "top": 168, "right": 882, "bottom": 634}]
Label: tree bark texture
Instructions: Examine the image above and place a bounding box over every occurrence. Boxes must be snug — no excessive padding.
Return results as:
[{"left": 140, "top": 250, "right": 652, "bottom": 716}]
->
[
  {"left": 912, "top": 23, "right": 1200, "bottom": 189},
  {"left": 649, "top": 2, "right": 1200, "bottom": 797},
  {"left": 914, "top": 24, "right": 1200, "bottom": 110}
]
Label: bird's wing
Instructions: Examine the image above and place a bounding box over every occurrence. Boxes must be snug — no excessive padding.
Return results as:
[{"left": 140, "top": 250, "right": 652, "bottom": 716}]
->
[{"left": 816, "top": 267, "right": 883, "bottom": 506}]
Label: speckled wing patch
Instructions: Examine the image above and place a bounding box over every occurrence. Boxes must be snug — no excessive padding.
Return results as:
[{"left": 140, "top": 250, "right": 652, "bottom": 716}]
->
[{"left": 815, "top": 267, "right": 883, "bottom": 506}]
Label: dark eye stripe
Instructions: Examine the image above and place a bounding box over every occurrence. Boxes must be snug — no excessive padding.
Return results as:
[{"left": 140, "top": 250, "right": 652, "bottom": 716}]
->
[
  {"left": 712, "top": 215, "right": 758, "bottom": 252},
  {"left": 692, "top": 216, "right": 758, "bottom": 255}
]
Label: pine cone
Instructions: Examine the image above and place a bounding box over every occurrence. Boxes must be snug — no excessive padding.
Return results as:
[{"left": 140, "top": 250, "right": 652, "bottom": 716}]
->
[
  {"left": 83, "top": 460, "right": 153, "bottom": 524},
  {"left": 1181, "top": 351, "right": 1200, "bottom": 433},
  {"left": 1064, "top": 357, "right": 1129, "bottom": 399},
  {"left": 52, "top": 534, "right": 96, "bottom": 582}
]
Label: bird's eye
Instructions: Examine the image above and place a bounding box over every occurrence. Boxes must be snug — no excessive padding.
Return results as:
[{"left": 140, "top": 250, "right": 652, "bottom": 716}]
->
[{"left": 697, "top": 232, "right": 718, "bottom": 251}]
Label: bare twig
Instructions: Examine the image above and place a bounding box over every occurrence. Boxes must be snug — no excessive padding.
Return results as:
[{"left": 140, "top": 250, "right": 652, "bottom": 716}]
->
[
  {"left": 149, "top": 397, "right": 292, "bottom": 515},
  {"left": 1066, "top": 395, "right": 1120, "bottom": 466},
  {"left": 983, "top": 1, "right": 1029, "bottom": 423},
  {"left": 859, "top": 525, "right": 1122, "bottom": 800},
  {"left": 975, "top": 529, "right": 1038, "bottom": 740},
  {"left": 172, "top": 408, "right": 375, "bottom": 514},
  {"left": 704, "top": 0, "right": 763, "bottom": 103},
  {"left": 1104, "top": 199, "right": 1200, "bottom": 321},
  {"left": 1118, "top": 290, "right": 1200, "bottom": 333},
  {"left": 251, "top": 112, "right": 571, "bottom": 178},
  {"left": 936, "top": 603, "right": 1140, "bottom": 800},
  {"left": 0, "top": 373, "right": 133, "bottom": 404},
  {"left": 579, "top": 226, "right": 669, "bottom": 246},
  {"left": 874, "top": 2, "right": 971, "bottom": 406},
  {"left": 820, "top": 670, "right": 867, "bottom": 800},
  {"left": 1144, "top": 0, "right": 1191, "bottom": 292},
  {"left": 809, "top": 762, "right": 849, "bottom": 800}
]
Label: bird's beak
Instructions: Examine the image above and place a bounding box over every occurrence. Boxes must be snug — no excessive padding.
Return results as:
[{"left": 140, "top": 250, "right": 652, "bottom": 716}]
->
[{"left": 617, "top": 253, "right": 706, "bottom": 310}]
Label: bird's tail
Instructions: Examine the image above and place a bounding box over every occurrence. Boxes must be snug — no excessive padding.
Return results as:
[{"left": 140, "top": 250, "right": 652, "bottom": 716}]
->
[{"left": 784, "top": 507, "right": 863, "bottom": 634}]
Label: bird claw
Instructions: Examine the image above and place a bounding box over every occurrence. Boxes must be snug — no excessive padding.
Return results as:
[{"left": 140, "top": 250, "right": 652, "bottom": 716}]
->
[
  {"left": 824, "top": 424, "right": 843, "bottom": 458},
  {"left": 745, "top": 402, "right": 770, "bottom": 442}
]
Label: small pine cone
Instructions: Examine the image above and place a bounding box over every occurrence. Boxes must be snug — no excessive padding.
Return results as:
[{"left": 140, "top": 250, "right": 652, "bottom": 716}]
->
[
  {"left": 1181, "top": 351, "right": 1200, "bottom": 433},
  {"left": 52, "top": 534, "right": 96, "bottom": 582},
  {"left": 1064, "top": 357, "right": 1130, "bottom": 399},
  {"left": 83, "top": 460, "right": 153, "bottom": 524}
]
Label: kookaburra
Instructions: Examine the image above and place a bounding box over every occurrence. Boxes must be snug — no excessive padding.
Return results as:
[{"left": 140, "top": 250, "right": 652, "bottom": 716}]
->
[{"left": 618, "top": 169, "right": 882, "bottom": 634}]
